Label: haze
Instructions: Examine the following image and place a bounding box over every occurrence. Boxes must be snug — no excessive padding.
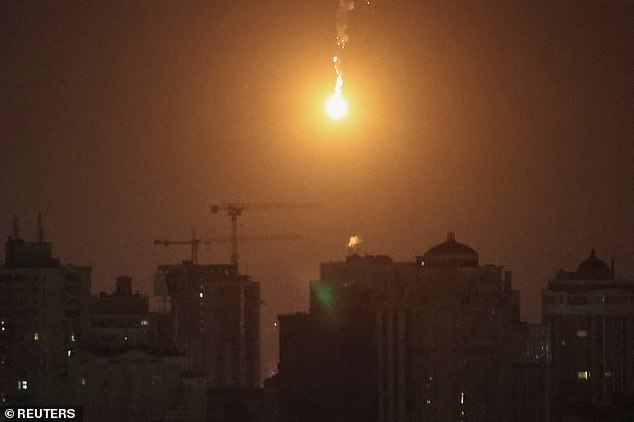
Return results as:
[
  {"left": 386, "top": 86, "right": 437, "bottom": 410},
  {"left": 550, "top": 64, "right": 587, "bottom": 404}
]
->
[{"left": 2, "top": 0, "right": 633, "bottom": 375}]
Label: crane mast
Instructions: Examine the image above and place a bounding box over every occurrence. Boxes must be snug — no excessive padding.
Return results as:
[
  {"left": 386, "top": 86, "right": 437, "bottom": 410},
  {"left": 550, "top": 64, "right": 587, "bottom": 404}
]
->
[{"left": 211, "top": 202, "right": 317, "bottom": 268}]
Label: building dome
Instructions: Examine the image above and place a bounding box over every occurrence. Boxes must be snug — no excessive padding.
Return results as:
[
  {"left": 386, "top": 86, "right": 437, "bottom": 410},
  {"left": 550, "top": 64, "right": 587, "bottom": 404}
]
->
[
  {"left": 422, "top": 232, "right": 479, "bottom": 267},
  {"left": 575, "top": 249, "right": 611, "bottom": 280}
]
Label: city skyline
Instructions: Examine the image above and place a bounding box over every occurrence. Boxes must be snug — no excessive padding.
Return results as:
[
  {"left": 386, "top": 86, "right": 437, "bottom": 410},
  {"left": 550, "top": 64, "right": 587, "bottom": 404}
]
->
[
  {"left": 2, "top": 222, "right": 632, "bottom": 420},
  {"left": 4, "top": 213, "right": 630, "bottom": 382}
]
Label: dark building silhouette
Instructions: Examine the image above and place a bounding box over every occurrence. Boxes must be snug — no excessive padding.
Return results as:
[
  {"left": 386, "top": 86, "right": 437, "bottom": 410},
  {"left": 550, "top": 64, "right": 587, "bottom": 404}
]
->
[
  {"left": 0, "top": 215, "right": 91, "bottom": 404},
  {"left": 542, "top": 250, "right": 634, "bottom": 419},
  {"left": 74, "top": 276, "right": 206, "bottom": 421},
  {"left": 68, "top": 348, "right": 207, "bottom": 422},
  {"left": 155, "top": 261, "right": 260, "bottom": 388},
  {"left": 279, "top": 233, "right": 551, "bottom": 422},
  {"left": 89, "top": 275, "right": 173, "bottom": 351},
  {"left": 1, "top": 216, "right": 268, "bottom": 421},
  {"left": 279, "top": 301, "right": 379, "bottom": 422}
]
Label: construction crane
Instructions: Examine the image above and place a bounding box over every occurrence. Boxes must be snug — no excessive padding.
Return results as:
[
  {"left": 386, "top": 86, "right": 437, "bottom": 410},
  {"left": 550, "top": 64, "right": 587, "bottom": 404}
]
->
[
  {"left": 210, "top": 202, "right": 317, "bottom": 268},
  {"left": 153, "top": 227, "right": 302, "bottom": 265},
  {"left": 153, "top": 229, "right": 210, "bottom": 265}
]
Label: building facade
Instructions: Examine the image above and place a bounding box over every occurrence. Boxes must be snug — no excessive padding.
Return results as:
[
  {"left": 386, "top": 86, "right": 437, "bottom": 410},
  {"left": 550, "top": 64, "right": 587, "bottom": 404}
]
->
[
  {"left": 89, "top": 275, "right": 173, "bottom": 351},
  {"left": 155, "top": 261, "right": 260, "bottom": 389},
  {"left": 542, "top": 249, "right": 634, "bottom": 416},
  {"left": 279, "top": 233, "right": 551, "bottom": 422},
  {"left": 69, "top": 348, "right": 207, "bottom": 422},
  {"left": 0, "top": 230, "right": 91, "bottom": 404}
]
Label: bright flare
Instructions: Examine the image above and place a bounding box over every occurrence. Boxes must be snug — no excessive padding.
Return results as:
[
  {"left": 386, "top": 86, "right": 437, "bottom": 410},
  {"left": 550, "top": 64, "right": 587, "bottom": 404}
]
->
[
  {"left": 326, "top": 93, "right": 348, "bottom": 120},
  {"left": 326, "top": 74, "right": 348, "bottom": 120}
]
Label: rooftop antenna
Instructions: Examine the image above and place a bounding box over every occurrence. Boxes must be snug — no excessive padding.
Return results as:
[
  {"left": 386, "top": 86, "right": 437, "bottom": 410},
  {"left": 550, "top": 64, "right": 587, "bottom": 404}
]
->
[
  {"left": 11, "top": 214, "right": 19, "bottom": 240},
  {"left": 36, "top": 212, "right": 44, "bottom": 243}
]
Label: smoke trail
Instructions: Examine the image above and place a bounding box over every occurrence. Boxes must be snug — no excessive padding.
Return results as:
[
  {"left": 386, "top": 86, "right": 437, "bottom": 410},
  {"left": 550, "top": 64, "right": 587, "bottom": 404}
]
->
[
  {"left": 336, "top": 0, "right": 355, "bottom": 49},
  {"left": 332, "top": 1, "right": 356, "bottom": 97}
]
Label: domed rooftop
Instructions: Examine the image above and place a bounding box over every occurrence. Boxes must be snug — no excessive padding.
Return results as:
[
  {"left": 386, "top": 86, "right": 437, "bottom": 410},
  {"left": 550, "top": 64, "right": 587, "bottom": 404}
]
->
[
  {"left": 576, "top": 249, "right": 611, "bottom": 280},
  {"left": 422, "top": 232, "right": 479, "bottom": 267}
]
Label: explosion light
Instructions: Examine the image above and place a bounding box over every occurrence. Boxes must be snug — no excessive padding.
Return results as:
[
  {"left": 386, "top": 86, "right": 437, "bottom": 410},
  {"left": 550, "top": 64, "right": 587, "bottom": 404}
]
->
[
  {"left": 326, "top": 92, "right": 348, "bottom": 120},
  {"left": 325, "top": 1, "right": 354, "bottom": 121}
]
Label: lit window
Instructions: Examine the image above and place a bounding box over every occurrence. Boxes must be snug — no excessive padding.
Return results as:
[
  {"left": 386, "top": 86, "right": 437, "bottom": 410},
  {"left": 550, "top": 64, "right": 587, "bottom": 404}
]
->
[
  {"left": 33, "top": 332, "right": 39, "bottom": 341},
  {"left": 460, "top": 391, "right": 464, "bottom": 405},
  {"left": 67, "top": 350, "right": 72, "bottom": 357},
  {"left": 123, "top": 336, "right": 129, "bottom": 342},
  {"left": 577, "top": 330, "right": 588, "bottom": 338},
  {"left": 18, "top": 380, "right": 28, "bottom": 390},
  {"left": 140, "top": 320, "right": 149, "bottom": 327},
  {"left": 71, "top": 333, "right": 76, "bottom": 342},
  {"left": 577, "top": 371, "right": 590, "bottom": 380},
  {"left": 198, "top": 291, "right": 205, "bottom": 299},
  {"left": 80, "top": 378, "right": 86, "bottom": 386}
]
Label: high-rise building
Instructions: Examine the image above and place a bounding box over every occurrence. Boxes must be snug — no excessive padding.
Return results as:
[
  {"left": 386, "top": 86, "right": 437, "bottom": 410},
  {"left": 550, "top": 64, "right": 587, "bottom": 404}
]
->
[
  {"left": 279, "top": 233, "right": 551, "bottom": 422},
  {"left": 79, "top": 278, "right": 204, "bottom": 421},
  {"left": 155, "top": 261, "right": 260, "bottom": 388},
  {"left": 0, "top": 217, "right": 91, "bottom": 404},
  {"left": 542, "top": 249, "right": 634, "bottom": 416},
  {"left": 69, "top": 349, "right": 207, "bottom": 422},
  {"left": 89, "top": 276, "right": 173, "bottom": 351}
]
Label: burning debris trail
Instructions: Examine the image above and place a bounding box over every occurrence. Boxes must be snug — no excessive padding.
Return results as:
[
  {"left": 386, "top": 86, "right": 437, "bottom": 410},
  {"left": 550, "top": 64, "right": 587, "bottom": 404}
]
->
[
  {"left": 326, "top": 0, "right": 371, "bottom": 120},
  {"left": 326, "top": 0, "right": 356, "bottom": 119}
]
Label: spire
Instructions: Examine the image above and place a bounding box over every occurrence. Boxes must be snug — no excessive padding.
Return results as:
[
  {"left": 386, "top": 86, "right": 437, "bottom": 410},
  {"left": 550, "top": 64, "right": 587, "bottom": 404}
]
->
[
  {"left": 11, "top": 214, "right": 19, "bottom": 240},
  {"left": 447, "top": 231, "right": 456, "bottom": 243},
  {"left": 36, "top": 212, "right": 44, "bottom": 243}
]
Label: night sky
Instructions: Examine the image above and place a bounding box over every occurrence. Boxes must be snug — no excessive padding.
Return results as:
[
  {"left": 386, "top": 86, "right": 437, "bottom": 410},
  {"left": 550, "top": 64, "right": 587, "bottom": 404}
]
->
[{"left": 2, "top": 0, "right": 634, "bottom": 376}]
